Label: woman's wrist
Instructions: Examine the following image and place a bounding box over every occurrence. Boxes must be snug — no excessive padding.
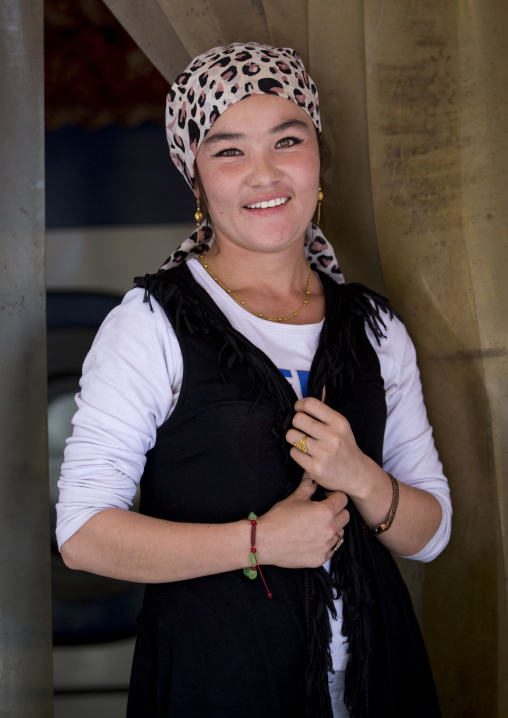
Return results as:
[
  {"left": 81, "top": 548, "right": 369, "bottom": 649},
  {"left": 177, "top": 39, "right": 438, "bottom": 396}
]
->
[
  {"left": 364, "top": 474, "right": 399, "bottom": 536},
  {"left": 347, "top": 459, "right": 396, "bottom": 526},
  {"left": 345, "top": 454, "right": 387, "bottom": 502},
  {"left": 242, "top": 513, "right": 273, "bottom": 598},
  {"left": 252, "top": 512, "right": 273, "bottom": 565}
]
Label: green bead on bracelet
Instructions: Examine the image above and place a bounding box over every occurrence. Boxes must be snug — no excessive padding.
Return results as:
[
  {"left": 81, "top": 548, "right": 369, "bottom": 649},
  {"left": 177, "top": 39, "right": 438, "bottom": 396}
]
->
[
  {"left": 243, "top": 512, "right": 272, "bottom": 598},
  {"left": 243, "top": 552, "right": 258, "bottom": 580}
]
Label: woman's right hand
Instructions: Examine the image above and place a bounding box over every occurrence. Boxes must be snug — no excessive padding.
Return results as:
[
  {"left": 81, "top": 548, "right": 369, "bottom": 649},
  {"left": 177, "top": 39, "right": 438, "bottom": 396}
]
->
[{"left": 256, "top": 475, "right": 349, "bottom": 569}]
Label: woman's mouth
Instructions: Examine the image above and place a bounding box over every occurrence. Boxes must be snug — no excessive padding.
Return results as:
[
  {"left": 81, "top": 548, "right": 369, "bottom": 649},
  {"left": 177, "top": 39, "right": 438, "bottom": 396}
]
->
[{"left": 244, "top": 197, "right": 290, "bottom": 209}]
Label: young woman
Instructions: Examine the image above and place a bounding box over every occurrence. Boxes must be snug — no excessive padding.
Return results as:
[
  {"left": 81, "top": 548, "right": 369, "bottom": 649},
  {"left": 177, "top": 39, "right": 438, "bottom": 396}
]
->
[{"left": 57, "top": 42, "right": 451, "bottom": 717}]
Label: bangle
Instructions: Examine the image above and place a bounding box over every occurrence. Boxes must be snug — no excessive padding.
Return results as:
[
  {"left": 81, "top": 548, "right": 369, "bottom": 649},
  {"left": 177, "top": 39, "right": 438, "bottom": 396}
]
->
[
  {"left": 243, "top": 512, "right": 272, "bottom": 598},
  {"left": 366, "top": 473, "right": 399, "bottom": 537}
]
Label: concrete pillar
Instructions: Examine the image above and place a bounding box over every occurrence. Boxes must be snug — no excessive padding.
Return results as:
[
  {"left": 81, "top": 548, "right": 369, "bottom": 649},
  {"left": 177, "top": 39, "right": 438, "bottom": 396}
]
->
[{"left": 0, "top": 0, "right": 53, "bottom": 715}]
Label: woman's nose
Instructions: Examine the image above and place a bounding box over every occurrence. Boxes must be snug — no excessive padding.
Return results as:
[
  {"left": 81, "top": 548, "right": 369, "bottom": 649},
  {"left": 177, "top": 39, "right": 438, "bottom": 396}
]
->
[{"left": 246, "top": 152, "right": 282, "bottom": 186}]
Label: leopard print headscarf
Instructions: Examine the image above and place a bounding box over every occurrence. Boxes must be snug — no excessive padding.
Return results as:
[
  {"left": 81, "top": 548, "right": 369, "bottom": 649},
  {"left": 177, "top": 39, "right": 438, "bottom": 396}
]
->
[
  {"left": 163, "top": 42, "right": 343, "bottom": 282},
  {"left": 166, "top": 42, "right": 321, "bottom": 189},
  {"left": 159, "top": 222, "right": 345, "bottom": 283}
]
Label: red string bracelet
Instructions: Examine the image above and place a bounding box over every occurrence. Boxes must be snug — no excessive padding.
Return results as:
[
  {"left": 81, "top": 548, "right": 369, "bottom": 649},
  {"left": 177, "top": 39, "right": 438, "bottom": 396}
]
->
[{"left": 243, "top": 512, "right": 272, "bottom": 599}]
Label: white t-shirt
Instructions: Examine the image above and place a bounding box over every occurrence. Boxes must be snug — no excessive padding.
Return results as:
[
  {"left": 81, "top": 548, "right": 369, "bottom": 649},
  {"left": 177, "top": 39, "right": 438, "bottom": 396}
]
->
[{"left": 57, "top": 258, "right": 452, "bottom": 671}]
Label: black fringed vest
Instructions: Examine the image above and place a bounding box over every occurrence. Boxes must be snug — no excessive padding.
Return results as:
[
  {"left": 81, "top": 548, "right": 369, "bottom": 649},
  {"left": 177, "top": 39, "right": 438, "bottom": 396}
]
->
[{"left": 127, "top": 263, "right": 440, "bottom": 718}]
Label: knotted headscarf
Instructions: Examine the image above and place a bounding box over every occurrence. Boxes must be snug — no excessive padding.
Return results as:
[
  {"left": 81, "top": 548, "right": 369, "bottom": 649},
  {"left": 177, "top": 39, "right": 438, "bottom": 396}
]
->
[
  {"left": 166, "top": 42, "right": 321, "bottom": 189},
  {"left": 163, "top": 42, "right": 343, "bottom": 282}
]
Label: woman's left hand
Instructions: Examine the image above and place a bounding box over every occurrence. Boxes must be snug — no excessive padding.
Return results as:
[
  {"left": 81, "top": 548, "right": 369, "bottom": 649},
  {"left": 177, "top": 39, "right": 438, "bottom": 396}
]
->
[
  {"left": 286, "top": 396, "right": 369, "bottom": 495},
  {"left": 286, "top": 395, "right": 445, "bottom": 558}
]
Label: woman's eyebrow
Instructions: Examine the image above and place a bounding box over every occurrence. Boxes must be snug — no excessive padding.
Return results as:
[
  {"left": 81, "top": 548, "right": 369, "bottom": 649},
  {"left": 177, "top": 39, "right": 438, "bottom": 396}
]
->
[
  {"left": 202, "top": 131, "right": 245, "bottom": 147},
  {"left": 270, "top": 119, "right": 311, "bottom": 134},
  {"left": 203, "top": 119, "right": 311, "bottom": 147}
]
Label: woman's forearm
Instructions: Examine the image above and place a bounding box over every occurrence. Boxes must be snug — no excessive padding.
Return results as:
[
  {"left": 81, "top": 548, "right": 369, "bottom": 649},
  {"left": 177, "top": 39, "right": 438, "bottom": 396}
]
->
[
  {"left": 60, "top": 479, "right": 351, "bottom": 582},
  {"left": 60, "top": 508, "right": 250, "bottom": 583},
  {"left": 348, "top": 457, "right": 443, "bottom": 557}
]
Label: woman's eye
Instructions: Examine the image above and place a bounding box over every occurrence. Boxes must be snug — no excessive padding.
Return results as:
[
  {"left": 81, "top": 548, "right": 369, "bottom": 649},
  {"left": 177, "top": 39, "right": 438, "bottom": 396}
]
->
[
  {"left": 276, "top": 137, "right": 302, "bottom": 149},
  {"left": 214, "top": 148, "right": 242, "bottom": 157}
]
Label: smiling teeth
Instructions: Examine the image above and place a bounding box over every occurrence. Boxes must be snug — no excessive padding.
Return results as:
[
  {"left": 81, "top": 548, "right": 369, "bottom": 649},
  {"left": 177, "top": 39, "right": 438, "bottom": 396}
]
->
[{"left": 246, "top": 197, "right": 289, "bottom": 209}]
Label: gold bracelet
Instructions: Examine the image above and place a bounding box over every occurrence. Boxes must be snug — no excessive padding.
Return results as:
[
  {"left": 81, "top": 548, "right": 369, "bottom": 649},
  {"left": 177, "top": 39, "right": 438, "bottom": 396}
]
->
[{"left": 366, "top": 473, "right": 399, "bottom": 536}]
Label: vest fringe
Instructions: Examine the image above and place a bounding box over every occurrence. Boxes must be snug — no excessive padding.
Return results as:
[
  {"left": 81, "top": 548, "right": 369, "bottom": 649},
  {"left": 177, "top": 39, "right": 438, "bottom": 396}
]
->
[
  {"left": 304, "top": 567, "right": 337, "bottom": 717},
  {"left": 134, "top": 268, "right": 299, "bottom": 466},
  {"left": 331, "top": 503, "right": 374, "bottom": 717}
]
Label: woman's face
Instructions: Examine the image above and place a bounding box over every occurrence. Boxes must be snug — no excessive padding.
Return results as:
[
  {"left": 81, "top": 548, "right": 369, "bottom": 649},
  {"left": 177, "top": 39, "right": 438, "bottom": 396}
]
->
[{"left": 195, "top": 94, "right": 320, "bottom": 257}]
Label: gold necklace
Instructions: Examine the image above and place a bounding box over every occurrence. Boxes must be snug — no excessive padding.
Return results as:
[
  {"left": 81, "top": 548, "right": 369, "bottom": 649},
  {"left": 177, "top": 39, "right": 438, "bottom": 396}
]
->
[{"left": 198, "top": 254, "right": 312, "bottom": 322}]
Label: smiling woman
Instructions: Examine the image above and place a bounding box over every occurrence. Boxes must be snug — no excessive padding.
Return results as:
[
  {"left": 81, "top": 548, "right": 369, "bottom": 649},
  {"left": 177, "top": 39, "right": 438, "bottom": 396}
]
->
[
  {"left": 192, "top": 95, "right": 325, "bottom": 322},
  {"left": 56, "top": 42, "right": 451, "bottom": 718}
]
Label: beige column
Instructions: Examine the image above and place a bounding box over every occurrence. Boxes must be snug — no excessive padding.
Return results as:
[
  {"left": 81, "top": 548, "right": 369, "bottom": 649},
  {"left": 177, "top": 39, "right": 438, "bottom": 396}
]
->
[
  {"left": 308, "top": 0, "right": 386, "bottom": 294},
  {"left": 365, "top": 1, "right": 508, "bottom": 715}
]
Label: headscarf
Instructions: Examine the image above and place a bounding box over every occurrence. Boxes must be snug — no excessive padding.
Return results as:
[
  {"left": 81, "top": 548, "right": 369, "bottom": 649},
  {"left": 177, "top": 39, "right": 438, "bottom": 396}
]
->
[
  {"left": 163, "top": 42, "right": 343, "bottom": 282},
  {"left": 166, "top": 42, "right": 321, "bottom": 189},
  {"left": 159, "top": 222, "right": 345, "bottom": 283}
]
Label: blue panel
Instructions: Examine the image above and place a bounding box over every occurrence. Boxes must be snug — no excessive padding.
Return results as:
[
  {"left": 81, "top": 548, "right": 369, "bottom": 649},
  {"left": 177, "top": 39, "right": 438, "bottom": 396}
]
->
[{"left": 45, "top": 123, "right": 195, "bottom": 227}]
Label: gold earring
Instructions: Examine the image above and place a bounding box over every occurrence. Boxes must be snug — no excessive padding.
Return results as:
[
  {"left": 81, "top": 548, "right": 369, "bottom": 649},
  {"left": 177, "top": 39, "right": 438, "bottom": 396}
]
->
[
  {"left": 195, "top": 196, "right": 203, "bottom": 243},
  {"left": 317, "top": 187, "right": 324, "bottom": 225}
]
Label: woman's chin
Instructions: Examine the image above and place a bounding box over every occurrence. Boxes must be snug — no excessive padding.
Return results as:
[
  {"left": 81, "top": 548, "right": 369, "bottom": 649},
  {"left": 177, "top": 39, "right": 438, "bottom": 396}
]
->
[{"left": 213, "top": 220, "right": 307, "bottom": 256}]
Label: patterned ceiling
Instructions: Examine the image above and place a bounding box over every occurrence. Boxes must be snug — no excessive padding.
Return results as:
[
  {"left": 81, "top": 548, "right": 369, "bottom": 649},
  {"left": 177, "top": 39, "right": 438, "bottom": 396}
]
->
[{"left": 45, "top": 0, "right": 168, "bottom": 129}]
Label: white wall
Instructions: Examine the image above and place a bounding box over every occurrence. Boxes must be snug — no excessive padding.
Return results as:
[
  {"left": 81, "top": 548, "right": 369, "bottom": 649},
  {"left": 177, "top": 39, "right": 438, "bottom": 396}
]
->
[{"left": 46, "top": 223, "right": 194, "bottom": 294}]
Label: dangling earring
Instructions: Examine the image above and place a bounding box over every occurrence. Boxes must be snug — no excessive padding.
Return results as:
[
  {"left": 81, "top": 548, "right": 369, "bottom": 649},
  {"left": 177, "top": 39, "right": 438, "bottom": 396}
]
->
[
  {"left": 317, "top": 187, "right": 324, "bottom": 225},
  {"left": 194, "top": 196, "right": 203, "bottom": 244}
]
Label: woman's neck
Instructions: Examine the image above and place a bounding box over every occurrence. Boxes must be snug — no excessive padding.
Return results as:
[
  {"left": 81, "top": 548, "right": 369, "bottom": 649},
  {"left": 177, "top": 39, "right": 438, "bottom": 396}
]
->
[{"left": 201, "top": 243, "right": 325, "bottom": 325}]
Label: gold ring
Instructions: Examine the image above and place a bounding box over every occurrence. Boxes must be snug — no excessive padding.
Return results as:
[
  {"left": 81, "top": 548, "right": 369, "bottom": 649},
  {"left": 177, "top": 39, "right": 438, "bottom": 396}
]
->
[
  {"left": 332, "top": 536, "right": 344, "bottom": 552},
  {"left": 293, "top": 435, "right": 308, "bottom": 453}
]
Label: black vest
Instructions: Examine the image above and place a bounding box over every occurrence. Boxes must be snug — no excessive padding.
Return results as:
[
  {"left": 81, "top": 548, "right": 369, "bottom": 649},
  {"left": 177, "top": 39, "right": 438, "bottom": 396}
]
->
[{"left": 127, "top": 263, "right": 440, "bottom": 718}]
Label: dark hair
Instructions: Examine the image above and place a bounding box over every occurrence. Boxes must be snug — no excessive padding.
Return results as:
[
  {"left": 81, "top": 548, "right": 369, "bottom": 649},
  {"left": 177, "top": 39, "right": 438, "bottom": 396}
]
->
[{"left": 317, "top": 130, "right": 330, "bottom": 191}]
